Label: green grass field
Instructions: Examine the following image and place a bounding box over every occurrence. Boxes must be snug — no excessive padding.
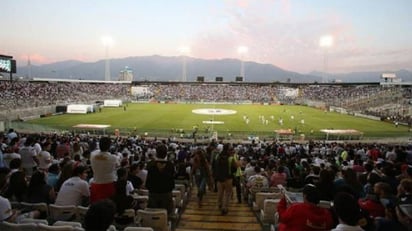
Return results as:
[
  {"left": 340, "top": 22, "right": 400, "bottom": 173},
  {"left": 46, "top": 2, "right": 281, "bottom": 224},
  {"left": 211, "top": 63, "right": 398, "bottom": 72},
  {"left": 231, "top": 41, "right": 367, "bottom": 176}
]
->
[{"left": 23, "top": 103, "right": 410, "bottom": 141}]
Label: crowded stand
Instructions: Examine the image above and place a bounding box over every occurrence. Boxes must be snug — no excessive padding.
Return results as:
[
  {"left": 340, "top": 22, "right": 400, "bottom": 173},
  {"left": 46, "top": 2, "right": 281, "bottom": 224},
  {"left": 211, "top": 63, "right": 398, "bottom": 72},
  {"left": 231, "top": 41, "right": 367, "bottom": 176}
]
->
[
  {"left": 0, "top": 80, "right": 410, "bottom": 124},
  {"left": 0, "top": 81, "right": 131, "bottom": 110},
  {"left": 0, "top": 129, "right": 411, "bottom": 230},
  {"left": 0, "top": 80, "right": 411, "bottom": 229}
]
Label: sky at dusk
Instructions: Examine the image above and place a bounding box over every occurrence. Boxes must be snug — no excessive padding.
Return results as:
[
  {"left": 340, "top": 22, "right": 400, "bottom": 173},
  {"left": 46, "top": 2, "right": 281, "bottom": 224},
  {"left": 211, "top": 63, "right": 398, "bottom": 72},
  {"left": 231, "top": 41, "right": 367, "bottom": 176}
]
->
[{"left": 1, "top": 0, "right": 411, "bottom": 74}]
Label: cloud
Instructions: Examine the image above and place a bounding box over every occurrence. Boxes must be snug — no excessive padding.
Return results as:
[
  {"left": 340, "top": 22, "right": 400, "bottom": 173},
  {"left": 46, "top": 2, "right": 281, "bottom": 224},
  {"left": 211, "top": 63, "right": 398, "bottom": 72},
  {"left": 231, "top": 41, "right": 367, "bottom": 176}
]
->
[
  {"left": 18, "top": 54, "right": 52, "bottom": 65},
  {"left": 190, "top": 1, "right": 360, "bottom": 72}
]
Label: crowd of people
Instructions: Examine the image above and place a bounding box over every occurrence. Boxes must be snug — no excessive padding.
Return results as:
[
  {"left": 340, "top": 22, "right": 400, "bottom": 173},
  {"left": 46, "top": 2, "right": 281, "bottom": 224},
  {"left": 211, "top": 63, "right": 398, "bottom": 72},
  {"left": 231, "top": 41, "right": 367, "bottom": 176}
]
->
[
  {"left": 0, "top": 80, "right": 410, "bottom": 124},
  {"left": 0, "top": 81, "right": 131, "bottom": 110},
  {"left": 0, "top": 128, "right": 411, "bottom": 230}
]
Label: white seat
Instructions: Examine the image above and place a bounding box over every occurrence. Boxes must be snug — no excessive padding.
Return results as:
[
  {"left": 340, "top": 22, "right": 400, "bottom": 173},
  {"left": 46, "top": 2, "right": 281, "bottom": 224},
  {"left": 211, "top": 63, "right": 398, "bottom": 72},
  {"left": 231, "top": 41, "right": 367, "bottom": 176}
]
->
[
  {"left": 132, "top": 195, "right": 148, "bottom": 209},
  {"left": 253, "top": 192, "right": 281, "bottom": 211},
  {"left": 318, "top": 200, "right": 332, "bottom": 209},
  {"left": 124, "top": 227, "right": 154, "bottom": 231},
  {"left": 48, "top": 204, "right": 77, "bottom": 223},
  {"left": 53, "top": 221, "right": 83, "bottom": 228},
  {"left": 18, "top": 218, "right": 49, "bottom": 225},
  {"left": 172, "top": 190, "right": 183, "bottom": 209},
  {"left": 137, "top": 189, "right": 149, "bottom": 196},
  {"left": 114, "top": 208, "right": 136, "bottom": 229},
  {"left": 137, "top": 208, "right": 170, "bottom": 231},
  {"left": 75, "top": 206, "right": 89, "bottom": 223},
  {"left": 0, "top": 221, "right": 38, "bottom": 231},
  {"left": 260, "top": 199, "right": 281, "bottom": 224},
  {"left": 38, "top": 223, "right": 84, "bottom": 231},
  {"left": 20, "top": 202, "right": 49, "bottom": 217},
  {"left": 174, "top": 184, "right": 188, "bottom": 206}
]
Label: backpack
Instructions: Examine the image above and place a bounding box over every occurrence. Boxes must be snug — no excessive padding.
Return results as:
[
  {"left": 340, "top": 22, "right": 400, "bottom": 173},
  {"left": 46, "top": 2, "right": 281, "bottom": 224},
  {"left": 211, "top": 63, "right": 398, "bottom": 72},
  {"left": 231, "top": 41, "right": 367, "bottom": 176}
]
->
[{"left": 213, "top": 153, "right": 236, "bottom": 182}]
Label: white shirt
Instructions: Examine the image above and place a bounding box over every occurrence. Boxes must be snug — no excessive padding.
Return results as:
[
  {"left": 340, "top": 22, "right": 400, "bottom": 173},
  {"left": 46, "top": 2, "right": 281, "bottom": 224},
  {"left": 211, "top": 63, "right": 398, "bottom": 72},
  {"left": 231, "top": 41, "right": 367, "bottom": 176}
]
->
[
  {"left": 126, "top": 180, "right": 134, "bottom": 195},
  {"left": 19, "top": 145, "right": 37, "bottom": 169},
  {"left": 0, "top": 195, "right": 13, "bottom": 221},
  {"left": 137, "top": 169, "right": 148, "bottom": 186},
  {"left": 90, "top": 151, "right": 117, "bottom": 184},
  {"left": 331, "top": 224, "right": 364, "bottom": 231},
  {"left": 2, "top": 152, "right": 21, "bottom": 168},
  {"left": 55, "top": 177, "right": 90, "bottom": 206},
  {"left": 37, "top": 150, "right": 52, "bottom": 170}
]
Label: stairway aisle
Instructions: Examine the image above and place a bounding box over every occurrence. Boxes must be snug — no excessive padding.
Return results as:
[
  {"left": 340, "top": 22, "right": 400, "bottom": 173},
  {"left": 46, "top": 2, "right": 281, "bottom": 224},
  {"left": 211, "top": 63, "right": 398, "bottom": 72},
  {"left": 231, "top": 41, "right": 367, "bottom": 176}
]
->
[{"left": 176, "top": 188, "right": 262, "bottom": 231}]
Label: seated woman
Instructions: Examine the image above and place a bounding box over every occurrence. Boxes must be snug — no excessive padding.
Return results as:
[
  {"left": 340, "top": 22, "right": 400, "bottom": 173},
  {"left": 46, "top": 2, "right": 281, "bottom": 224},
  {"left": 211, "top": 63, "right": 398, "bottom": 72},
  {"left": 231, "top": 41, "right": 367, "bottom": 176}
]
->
[
  {"left": 26, "top": 171, "right": 56, "bottom": 204},
  {"left": 4, "top": 158, "right": 28, "bottom": 202}
]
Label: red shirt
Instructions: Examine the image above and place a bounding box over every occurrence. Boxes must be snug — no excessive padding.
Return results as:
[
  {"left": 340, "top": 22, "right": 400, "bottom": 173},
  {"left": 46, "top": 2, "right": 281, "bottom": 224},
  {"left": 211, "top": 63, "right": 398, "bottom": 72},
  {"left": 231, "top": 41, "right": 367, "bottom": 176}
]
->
[
  {"left": 277, "top": 197, "right": 334, "bottom": 231},
  {"left": 358, "top": 198, "right": 385, "bottom": 218}
]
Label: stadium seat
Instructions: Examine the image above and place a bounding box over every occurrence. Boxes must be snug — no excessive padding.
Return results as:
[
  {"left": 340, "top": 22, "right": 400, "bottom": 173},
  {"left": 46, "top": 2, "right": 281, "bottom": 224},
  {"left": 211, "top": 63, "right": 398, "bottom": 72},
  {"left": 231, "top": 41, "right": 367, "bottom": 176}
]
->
[
  {"left": 18, "top": 218, "right": 49, "bottom": 225},
  {"left": 75, "top": 206, "right": 89, "bottom": 223},
  {"left": 124, "top": 227, "right": 154, "bottom": 231},
  {"left": 0, "top": 221, "right": 38, "bottom": 231},
  {"left": 38, "top": 223, "right": 83, "bottom": 231},
  {"left": 318, "top": 200, "right": 332, "bottom": 209},
  {"left": 137, "top": 208, "right": 171, "bottom": 231},
  {"left": 53, "top": 221, "right": 83, "bottom": 228},
  {"left": 253, "top": 192, "right": 281, "bottom": 212},
  {"left": 48, "top": 204, "right": 77, "bottom": 223},
  {"left": 260, "top": 199, "right": 281, "bottom": 224},
  {"left": 20, "top": 202, "right": 49, "bottom": 218}
]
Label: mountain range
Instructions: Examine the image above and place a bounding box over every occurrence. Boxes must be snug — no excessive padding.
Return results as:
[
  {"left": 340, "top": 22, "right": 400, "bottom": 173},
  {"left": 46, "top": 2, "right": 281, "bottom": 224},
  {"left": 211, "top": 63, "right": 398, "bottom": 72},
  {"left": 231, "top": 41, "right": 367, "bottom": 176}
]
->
[{"left": 12, "top": 55, "right": 412, "bottom": 83}]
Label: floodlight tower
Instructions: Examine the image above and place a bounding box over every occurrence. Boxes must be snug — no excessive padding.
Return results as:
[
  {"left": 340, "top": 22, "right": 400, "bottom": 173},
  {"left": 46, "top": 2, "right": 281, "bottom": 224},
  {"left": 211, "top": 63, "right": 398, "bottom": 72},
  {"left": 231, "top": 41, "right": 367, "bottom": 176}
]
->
[
  {"left": 179, "top": 46, "right": 190, "bottom": 82},
  {"left": 319, "top": 35, "right": 334, "bottom": 83},
  {"left": 237, "top": 46, "right": 248, "bottom": 81},
  {"left": 101, "top": 36, "right": 114, "bottom": 81}
]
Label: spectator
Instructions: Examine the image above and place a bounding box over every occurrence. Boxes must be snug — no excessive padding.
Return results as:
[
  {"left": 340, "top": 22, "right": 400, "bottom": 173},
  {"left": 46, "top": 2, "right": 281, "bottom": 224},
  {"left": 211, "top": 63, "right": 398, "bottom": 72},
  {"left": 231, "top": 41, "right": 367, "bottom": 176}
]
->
[
  {"left": 83, "top": 199, "right": 116, "bottom": 231},
  {"left": 277, "top": 184, "right": 334, "bottom": 231},
  {"left": 26, "top": 170, "right": 56, "bottom": 204},
  {"left": 145, "top": 143, "right": 175, "bottom": 216},
  {"left": 90, "top": 137, "right": 117, "bottom": 203},
  {"left": 127, "top": 163, "right": 143, "bottom": 189},
  {"left": 270, "top": 165, "right": 287, "bottom": 187},
  {"left": 332, "top": 192, "right": 364, "bottom": 231},
  {"left": 4, "top": 158, "right": 28, "bottom": 202},
  {"left": 213, "top": 143, "right": 238, "bottom": 215},
  {"left": 55, "top": 165, "right": 90, "bottom": 206},
  {"left": 47, "top": 163, "right": 60, "bottom": 190},
  {"left": 191, "top": 148, "right": 212, "bottom": 207},
  {"left": 37, "top": 141, "right": 52, "bottom": 172},
  {"left": 19, "top": 136, "right": 38, "bottom": 177}
]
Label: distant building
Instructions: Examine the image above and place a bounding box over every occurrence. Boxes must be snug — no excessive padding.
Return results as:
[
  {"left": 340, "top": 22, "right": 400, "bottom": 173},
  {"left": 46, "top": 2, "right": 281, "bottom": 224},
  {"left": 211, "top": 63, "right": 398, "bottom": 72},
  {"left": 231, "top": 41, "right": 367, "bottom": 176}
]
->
[
  {"left": 381, "top": 73, "right": 397, "bottom": 82},
  {"left": 118, "top": 66, "right": 133, "bottom": 81}
]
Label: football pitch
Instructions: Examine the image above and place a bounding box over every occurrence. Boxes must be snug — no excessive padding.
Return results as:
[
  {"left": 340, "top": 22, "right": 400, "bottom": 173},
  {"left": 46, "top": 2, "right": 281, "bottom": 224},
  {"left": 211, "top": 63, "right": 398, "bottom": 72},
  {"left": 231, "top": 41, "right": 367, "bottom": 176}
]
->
[{"left": 26, "top": 103, "right": 409, "bottom": 141}]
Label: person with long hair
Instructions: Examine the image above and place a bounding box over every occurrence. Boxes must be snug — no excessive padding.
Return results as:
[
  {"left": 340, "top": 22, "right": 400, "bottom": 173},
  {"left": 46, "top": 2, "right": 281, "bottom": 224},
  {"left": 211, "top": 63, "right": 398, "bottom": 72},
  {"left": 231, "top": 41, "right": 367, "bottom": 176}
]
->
[
  {"left": 191, "top": 148, "right": 212, "bottom": 207},
  {"left": 26, "top": 171, "right": 56, "bottom": 204}
]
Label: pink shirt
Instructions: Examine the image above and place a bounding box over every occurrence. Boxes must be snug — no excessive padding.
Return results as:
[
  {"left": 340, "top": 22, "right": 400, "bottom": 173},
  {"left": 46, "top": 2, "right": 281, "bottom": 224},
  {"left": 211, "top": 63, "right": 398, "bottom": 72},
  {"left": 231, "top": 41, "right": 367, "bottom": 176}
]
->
[{"left": 270, "top": 172, "right": 287, "bottom": 187}]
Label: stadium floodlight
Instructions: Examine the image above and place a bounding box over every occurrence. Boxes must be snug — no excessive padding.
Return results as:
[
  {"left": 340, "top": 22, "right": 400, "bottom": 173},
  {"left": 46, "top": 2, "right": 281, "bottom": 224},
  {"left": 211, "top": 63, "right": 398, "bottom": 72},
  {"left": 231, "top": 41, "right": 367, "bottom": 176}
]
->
[
  {"left": 319, "top": 35, "right": 333, "bottom": 83},
  {"left": 101, "top": 36, "right": 114, "bottom": 81},
  {"left": 178, "top": 46, "right": 191, "bottom": 82},
  {"left": 237, "top": 46, "right": 248, "bottom": 82}
]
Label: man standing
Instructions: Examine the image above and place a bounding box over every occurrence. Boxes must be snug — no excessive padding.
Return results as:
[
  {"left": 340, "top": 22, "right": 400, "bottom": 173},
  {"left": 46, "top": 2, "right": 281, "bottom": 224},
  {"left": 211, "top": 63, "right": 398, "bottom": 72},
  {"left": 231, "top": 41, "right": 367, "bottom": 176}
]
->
[
  {"left": 90, "top": 137, "right": 118, "bottom": 203},
  {"left": 145, "top": 143, "right": 175, "bottom": 216},
  {"left": 213, "top": 143, "right": 238, "bottom": 215}
]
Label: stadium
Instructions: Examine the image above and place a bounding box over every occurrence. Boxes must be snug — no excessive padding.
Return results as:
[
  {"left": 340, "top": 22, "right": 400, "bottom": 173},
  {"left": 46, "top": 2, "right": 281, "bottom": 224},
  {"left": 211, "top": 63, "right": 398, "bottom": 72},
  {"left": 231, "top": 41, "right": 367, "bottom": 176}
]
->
[{"left": 0, "top": 77, "right": 410, "bottom": 143}]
